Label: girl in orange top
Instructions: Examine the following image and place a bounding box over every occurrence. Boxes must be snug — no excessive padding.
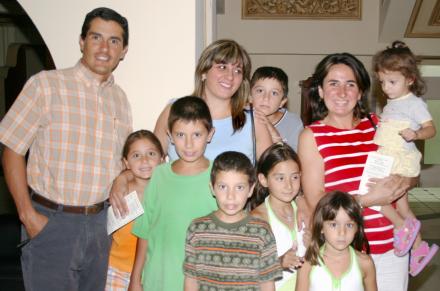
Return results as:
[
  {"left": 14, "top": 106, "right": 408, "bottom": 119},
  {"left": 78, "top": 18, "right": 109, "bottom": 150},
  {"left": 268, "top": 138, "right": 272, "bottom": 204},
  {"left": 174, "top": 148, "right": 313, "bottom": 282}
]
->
[{"left": 106, "top": 130, "right": 163, "bottom": 291}]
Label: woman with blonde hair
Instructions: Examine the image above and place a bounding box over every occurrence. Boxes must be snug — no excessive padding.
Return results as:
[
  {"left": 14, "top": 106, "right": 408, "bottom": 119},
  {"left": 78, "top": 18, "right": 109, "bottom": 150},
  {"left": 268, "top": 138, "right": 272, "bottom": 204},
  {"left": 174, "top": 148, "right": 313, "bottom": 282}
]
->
[{"left": 155, "top": 39, "right": 272, "bottom": 162}]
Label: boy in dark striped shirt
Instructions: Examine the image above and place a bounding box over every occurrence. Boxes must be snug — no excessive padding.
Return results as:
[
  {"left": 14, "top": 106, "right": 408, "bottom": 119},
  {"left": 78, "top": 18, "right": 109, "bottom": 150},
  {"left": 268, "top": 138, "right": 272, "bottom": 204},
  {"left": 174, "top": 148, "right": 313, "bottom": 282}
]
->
[{"left": 183, "top": 151, "right": 282, "bottom": 291}]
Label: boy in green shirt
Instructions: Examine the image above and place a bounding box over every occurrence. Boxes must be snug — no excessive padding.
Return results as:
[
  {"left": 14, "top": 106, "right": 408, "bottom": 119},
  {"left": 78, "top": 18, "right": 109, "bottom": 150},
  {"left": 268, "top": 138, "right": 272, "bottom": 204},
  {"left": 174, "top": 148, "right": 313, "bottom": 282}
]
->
[{"left": 129, "top": 96, "right": 218, "bottom": 291}]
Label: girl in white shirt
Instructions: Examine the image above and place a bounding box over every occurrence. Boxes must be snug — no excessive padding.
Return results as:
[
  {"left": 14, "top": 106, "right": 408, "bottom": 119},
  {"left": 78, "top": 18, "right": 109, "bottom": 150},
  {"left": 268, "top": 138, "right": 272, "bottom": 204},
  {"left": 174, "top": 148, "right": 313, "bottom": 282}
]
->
[{"left": 296, "top": 191, "right": 377, "bottom": 291}]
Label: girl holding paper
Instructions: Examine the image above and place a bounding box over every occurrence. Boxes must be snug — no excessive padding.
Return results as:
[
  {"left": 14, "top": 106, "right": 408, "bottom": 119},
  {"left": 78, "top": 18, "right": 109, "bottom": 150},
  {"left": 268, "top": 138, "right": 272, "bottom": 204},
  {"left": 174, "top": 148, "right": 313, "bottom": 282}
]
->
[{"left": 106, "top": 130, "right": 164, "bottom": 291}]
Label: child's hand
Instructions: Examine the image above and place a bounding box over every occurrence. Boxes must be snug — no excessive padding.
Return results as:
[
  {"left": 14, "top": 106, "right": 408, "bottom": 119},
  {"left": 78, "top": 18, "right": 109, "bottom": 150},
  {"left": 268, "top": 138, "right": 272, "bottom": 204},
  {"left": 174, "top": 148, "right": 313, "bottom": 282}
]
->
[
  {"left": 127, "top": 281, "right": 143, "bottom": 291},
  {"left": 109, "top": 170, "right": 132, "bottom": 218},
  {"left": 399, "top": 128, "right": 417, "bottom": 142},
  {"left": 280, "top": 246, "right": 304, "bottom": 270},
  {"left": 253, "top": 108, "right": 270, "bottom": 125},
  {"left": 253, "top": 109, "right": 282, "bottom": 143}
]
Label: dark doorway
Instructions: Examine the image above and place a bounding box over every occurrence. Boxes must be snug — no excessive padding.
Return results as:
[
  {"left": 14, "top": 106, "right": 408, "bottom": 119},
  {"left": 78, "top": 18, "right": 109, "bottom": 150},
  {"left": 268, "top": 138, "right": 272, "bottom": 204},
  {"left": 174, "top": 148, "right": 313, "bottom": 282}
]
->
[{"left": 0, "top": 1, "right": 55, "bottom": 290}]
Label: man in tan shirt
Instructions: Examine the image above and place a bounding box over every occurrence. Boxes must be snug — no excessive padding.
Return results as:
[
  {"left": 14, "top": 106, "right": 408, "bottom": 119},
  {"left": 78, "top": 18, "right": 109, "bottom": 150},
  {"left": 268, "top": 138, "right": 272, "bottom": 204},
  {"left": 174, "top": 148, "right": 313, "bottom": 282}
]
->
[{"left": 0, "top": 7, "right": 132, "bottom": 290}]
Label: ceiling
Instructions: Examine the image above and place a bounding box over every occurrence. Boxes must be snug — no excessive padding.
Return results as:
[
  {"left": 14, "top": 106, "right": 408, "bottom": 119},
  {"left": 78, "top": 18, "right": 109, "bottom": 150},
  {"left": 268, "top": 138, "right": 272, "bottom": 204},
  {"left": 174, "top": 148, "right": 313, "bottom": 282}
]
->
[{"left": 380, "top": 0, "right": 440, "bottom": 39}]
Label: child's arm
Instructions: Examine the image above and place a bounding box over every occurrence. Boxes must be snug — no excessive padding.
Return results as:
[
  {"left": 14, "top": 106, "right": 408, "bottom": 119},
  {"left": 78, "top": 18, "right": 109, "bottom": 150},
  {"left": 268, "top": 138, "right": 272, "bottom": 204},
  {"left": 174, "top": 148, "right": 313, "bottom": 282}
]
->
[
  {"left": 279, "top": 248, "right": 304, "bottom": 270},
  {"left": 128, "top": 238, "right": 148, "bottom": 291},
  {"left": 400, "top": 120, "right": 436, "bottom": 142},
  {"left": 153, "top": 103, "right": 172, "bottom": 154},
  {"left": 295, "top": 260, "right": 312, "bottom": 291},
  {"left": 253, "top": 109, "right": 282, "bottom": 143},
  {"left": 266, "top": 122, "right": 283, "bottom": 144},
  {"left": 109, "top": 169, "right": 135, "bottom": 217},
  {"left": 184, "top": 276, "right": 198, "bottom": 291},
  {"left": 259, "top": 280, "right": 275, "bottom": 291},
  {"left": 358, "top": 252, "right": 377, "bottom": 291},
  {"left": 183, "top": 223, "right": 200, "bottom": 291},
  {"left": 253, "top": 109, "right": 276, "bottom": 159}
]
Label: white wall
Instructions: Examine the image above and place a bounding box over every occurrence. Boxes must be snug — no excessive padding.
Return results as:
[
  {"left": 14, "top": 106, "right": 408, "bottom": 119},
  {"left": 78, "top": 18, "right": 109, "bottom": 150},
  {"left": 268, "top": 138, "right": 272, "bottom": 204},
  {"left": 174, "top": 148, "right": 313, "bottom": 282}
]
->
[{"left": 18, "top": 0, "right": 198, "bottom": 130}]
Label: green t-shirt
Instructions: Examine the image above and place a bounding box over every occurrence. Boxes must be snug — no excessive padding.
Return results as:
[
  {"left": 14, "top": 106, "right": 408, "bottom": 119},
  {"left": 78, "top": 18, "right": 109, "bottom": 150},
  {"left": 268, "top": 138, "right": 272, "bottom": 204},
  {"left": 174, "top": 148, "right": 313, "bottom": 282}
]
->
[{"left": 132, "top": 162, "right": 217, "bottom": 291}]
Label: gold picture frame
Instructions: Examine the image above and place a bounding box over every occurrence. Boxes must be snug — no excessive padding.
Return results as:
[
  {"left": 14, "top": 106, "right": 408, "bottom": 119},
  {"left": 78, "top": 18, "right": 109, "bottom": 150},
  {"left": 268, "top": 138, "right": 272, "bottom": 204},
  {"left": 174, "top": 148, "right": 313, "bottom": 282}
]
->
[{"left": 242, "top": 0, "right": 362, "bottom": 20}]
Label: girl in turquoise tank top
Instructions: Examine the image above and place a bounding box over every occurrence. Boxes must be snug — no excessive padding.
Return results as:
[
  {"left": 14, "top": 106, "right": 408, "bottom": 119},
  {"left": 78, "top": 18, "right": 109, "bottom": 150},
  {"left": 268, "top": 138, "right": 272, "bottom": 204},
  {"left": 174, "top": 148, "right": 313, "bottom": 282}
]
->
[
  {"left": 296, "top": 191, "right": 377, "bottom": 291},
  {"left": 251, "top": 143, "right": 309, "bottom": 291}
]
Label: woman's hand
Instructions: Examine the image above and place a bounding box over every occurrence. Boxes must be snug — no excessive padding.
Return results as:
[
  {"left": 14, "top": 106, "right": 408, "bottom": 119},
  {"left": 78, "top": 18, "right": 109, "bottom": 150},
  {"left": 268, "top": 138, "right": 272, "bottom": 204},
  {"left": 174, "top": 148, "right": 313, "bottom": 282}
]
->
[{"left": 363, "top": 175, "right": 414, "bottom": 207}]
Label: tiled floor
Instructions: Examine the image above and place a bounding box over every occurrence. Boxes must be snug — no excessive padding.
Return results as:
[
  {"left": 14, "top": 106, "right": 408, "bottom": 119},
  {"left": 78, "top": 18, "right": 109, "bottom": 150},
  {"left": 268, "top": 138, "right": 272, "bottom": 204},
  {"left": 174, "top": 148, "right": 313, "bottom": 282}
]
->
[
  {"left": 409, "top": 188, "right": 440, "bottom": 218},
  {"left": 408, "top": 188, "right": 440, "bottom": 291}
]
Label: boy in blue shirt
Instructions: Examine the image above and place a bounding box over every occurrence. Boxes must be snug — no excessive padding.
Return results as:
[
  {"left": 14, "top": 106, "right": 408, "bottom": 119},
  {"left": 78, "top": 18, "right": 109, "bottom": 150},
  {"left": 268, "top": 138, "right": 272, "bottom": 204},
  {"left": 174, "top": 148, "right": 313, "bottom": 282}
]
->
[{"left": 250, "top": 66, "right": 303, "bottom": 151}]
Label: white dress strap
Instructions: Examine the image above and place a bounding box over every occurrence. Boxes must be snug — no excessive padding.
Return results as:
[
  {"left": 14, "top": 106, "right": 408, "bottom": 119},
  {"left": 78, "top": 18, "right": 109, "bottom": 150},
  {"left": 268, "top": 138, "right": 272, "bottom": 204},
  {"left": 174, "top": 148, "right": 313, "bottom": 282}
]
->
[{"left": 265, "top": 197, "right": 298, "bottom": 290}]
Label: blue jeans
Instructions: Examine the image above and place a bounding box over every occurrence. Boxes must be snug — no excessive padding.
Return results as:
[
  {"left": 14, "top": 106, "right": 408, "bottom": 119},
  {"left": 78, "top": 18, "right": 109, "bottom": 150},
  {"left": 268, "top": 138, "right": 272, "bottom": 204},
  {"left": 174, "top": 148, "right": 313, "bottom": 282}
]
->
[{"left": 20, "top": 199, "right": 111, "bottom": 291}]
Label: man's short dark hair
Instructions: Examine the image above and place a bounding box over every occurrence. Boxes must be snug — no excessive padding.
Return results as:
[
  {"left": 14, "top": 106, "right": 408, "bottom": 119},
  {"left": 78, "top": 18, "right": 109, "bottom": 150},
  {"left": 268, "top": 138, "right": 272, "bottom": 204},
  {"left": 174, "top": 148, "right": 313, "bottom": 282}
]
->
[
  {"left": 168, "top": 96, "right": 213, "bottom": 132},
  {"left": 81, "top": 7, "right": 129, "bottom": 47},
  {"left": 210, "top": 151, "right": 256, "bottom": 186},
  {"left": 250, "top": 66, "right": 289, "bottom": 98}
]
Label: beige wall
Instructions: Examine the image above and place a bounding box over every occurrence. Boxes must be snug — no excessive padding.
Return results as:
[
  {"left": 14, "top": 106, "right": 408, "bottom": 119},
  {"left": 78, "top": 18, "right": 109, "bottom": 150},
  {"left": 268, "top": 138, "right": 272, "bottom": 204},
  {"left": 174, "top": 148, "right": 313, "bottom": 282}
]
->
[
  {"left": 10, "top": 1, "right": 440, "bottom": 187},
  {"left": 217, "top": 0, "right": 440, "bottom": 115},
  {"left": 18, "top": 0, "right": 198, "bottom": 131},
  {"left": 0, "top": 1, "right": 202, "bottom": 213},
  {"left": 217, "top": 0, "right": 440, "bottom": 187}
]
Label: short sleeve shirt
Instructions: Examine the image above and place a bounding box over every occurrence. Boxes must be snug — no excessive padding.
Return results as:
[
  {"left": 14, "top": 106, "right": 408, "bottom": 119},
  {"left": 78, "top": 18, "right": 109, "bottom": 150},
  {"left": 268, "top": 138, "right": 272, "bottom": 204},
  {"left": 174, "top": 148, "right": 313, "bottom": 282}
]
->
[
  {"left": 274, "top": 109, "right": 304, "bottom": 151},
  {"left": 0, "top": 61, "right": 132, "bottom": 205},
  {"left": 184, "top": 213, "right": 282, "bottom": 290},
  {"left": 132, "top": 163, "right": 217, "bottom": 291},
  {"left": 381, "top": 93, "right": 432, "bottom": 130}
]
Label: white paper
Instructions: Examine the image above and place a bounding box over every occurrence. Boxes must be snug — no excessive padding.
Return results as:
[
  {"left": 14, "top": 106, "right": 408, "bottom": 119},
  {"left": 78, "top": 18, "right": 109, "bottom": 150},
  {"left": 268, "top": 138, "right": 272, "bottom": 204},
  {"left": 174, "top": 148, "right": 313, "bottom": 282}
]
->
[
  {"left": 107, "top": 191, "right": 144, "bottom": 235},
  {"left": 296, "top": 221, "right": 307, "bottom": 257},
  {"left": 358, "top": 152, "right": 394, "bottom": 211}
]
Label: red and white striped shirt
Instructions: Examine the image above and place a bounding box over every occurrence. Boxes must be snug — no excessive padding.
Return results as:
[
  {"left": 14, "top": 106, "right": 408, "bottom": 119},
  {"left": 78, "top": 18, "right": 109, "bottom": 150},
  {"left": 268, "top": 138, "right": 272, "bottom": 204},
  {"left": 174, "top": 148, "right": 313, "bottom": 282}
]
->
[{"left": 309, "top": 114, "right": 393, "bottom": 254}]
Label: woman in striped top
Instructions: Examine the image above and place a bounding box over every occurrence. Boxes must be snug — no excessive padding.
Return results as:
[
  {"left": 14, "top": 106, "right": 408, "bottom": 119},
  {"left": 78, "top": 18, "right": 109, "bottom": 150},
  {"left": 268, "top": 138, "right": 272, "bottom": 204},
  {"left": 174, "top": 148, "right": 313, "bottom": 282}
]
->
[{"left": 297, "top": 53, "right": 415, "bottom": 291}]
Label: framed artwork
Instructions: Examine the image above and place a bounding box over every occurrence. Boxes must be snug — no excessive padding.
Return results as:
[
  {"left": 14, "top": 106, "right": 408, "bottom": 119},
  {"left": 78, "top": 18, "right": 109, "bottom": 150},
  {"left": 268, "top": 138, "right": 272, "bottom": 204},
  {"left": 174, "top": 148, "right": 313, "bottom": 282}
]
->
[{"left": 242, "top": 0, "right": 362, "bottom": 20}]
